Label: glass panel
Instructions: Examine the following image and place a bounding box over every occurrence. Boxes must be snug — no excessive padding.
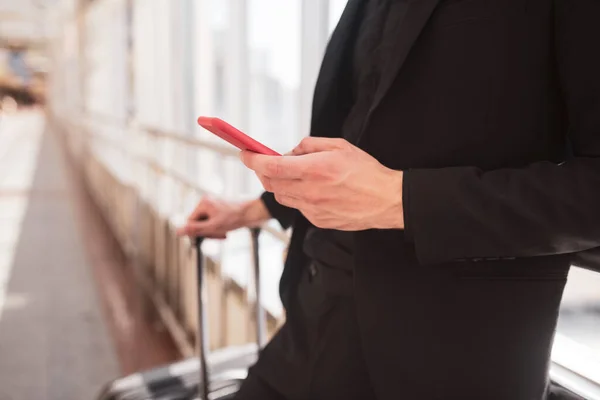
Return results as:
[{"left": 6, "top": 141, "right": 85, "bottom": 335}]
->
[
  {"left": 210, "top": 0, "right": 230, "bottom": 118},
  {"left": 557, "top": 267, "right": 600, "bottom": 352},
  {"left": 133, "top": 0, "right": 160, "bottom": 126},
  {"left": 247, "top": 0, "right": 302, "bottom": 155},
  {"left": 555, "top": 266, "right": 600, "bottom": 385},
  {"left": 85, "top": 0, "right": 128, "bottom": 120},
  {"left": 329, "top": 0, "right": 348, "bottom": 34},
  {"left": 193, "top": 0, "right": 232, "bottom": 197}
]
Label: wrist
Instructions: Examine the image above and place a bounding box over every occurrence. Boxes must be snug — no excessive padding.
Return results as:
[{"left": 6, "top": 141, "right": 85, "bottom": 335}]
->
[
  {"left": 381, "top": 169, "right": 405, "bottom": 229},
  {"left": 239, "top": 198, "right": 271, "bottom": 228}
]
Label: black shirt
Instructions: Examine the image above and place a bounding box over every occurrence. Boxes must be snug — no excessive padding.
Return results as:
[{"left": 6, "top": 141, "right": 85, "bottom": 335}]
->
[{"left": 303, "top": 0, "right": 394, "bottom": 271}]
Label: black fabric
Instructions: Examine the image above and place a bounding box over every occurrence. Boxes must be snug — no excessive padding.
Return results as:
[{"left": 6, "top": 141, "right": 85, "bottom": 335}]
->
[
  {"left": 342, "top": 0, "right": 394, "bottom": 145},
  {"left": 237, "top": 265, "right": 374, "bottom": 400},
  {"left": 234, "top": 370, "right": 286, "bottom": 400},
  {"left": 260, "top": 191, "right": 295, "bottom": 230},
  {"left": 302, "top": 0, "right": 393, "bottom": 273},
  {"left": 548, "top": 386, "right": 586, "bottom": 400},
  {"left": 302, "top": 228, "right": 353, "bottom": 271},
  {"left": 258, "top": 0, "right": 600, "bottom": 399}
]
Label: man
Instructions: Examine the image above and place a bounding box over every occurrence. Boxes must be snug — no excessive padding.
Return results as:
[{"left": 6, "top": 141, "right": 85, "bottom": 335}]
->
[{"left": 178, "top": 0, "right": 600, "bottom": 399}]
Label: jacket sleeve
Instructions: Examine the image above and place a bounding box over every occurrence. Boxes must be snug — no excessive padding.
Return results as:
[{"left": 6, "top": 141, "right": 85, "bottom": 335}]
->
[
  {"left": 260, "top": 191, "right": 297, "bottom": 230},
  {"left": 404, "top": 0, "right": 600, "bottom": 266}
]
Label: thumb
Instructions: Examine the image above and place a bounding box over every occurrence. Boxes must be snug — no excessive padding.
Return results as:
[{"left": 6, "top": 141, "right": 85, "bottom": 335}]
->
[
  {"left": 188, "top": 197, "right": 214, "bottom": 221},
  {"left": 291, "top": 137, "right": 348, "bottom": 156}
]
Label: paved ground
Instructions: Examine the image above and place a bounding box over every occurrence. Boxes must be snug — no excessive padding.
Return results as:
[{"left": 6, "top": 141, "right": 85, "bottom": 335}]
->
[{"left": 0, "top": 111, "right": 119, "bottom": 400}]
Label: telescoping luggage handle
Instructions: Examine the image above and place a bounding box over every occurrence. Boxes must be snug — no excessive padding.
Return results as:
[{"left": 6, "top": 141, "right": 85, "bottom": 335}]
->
[{"left": 194, "top": 227, "right": 266, "bottom": 399}]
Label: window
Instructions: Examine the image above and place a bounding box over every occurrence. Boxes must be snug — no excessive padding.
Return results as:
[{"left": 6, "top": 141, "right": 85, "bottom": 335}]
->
[
  {"left": 86, "top": 0, "right": 128, "bottom": 120},
  {"left": 209, "top": 0, "right": 230, "bottom": 118},
  {"left": 247, "top": 0, "right": 302, "bottom": 155},
  {"left": 558, "top": 267, "right": 600, "bottom": 352},
  {"left": 553, "top": 266, "right": 600, "bottom": 388},
  {"left": 132, "top": 0, "right": 163, "bottom": 126},
  {"left": 329, "top": 0, "right": 347, "bottom": 33}
]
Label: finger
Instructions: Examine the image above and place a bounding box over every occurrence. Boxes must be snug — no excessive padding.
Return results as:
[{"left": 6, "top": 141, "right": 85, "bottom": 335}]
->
[
  {"left": 274, "top": 193, "right": 306, "bottom": 210},
  {"left": 177, "top": 224, "right": 197, "bottom": 237},
  {"left": 188, "top": 197, "right": 212, "bottom": 221},
  {"left": 292, "top": 137, "right": 348, "bottom": 156},
  {"left": 177, "top": 224, "right": 227, "bottom": 240},
  {"left": 269, "top": 179, "right": 312, "bottom": 199},
  {"left": 178, "top": 220, "right": 216, "bottom": 237},
  {"left": 240, "top": 151, "right": 309, "bottom": 179},
  {"left": 203, "top": 233, "right": 227, "bottom": 240},
  {"left": 257, "top": 174, "right": 273, "bottom": 192},
  {"left": 256, "top": 174, "right": 310, "bottom": 199}
]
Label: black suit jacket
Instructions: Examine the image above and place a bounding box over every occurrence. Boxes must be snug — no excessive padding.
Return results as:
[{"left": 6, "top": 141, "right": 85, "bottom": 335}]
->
[{"left": 261, "top": 0, "right": 600, "bottom": 399}]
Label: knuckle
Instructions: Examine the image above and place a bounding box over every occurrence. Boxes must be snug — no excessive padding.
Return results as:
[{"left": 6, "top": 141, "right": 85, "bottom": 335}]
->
[
  {"left": 266, "top": 159, "right": 281, "bottom": 177},
  {"left": 304, "top": 163, "right": 318, "bottom": 176},
  {"left": 305, "top": 190, "right": 322, "bottom": 204},
  {"left": 261, "top": 177, "right": 273, "bottom": 192},
  {"left": 274, "top": 193, "right": 288, "bottom": 206},
  {"left": 305, "top": 162, "right": 327, "bottom": 179},
  {"left": 299, "top": 137, "right": 314, "bottom": 148},
  {"left": 309, "top": 215, "right": 325, "bottom": 228},
  {"left": 200, "top": 199, "right": 216, "bottom": 213},
  {"left": 336, "top": 138, "right": 350, "bottom": 148},
  {"left": 307, "top": 163, "right": 333, "bottom": 180}
]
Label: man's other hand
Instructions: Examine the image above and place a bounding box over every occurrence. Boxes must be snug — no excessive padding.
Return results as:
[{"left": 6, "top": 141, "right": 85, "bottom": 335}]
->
[
  {"left": 240, "top": 138, "right": 404, "bottom": 231},
  {"left": 176, "top": 197, "right": 271, "bottom": 239}
]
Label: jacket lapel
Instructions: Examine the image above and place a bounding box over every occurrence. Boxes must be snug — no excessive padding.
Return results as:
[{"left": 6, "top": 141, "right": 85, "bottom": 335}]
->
[
  {"left": 358, "top": 0, "right": 442, "bottom": 144},
  {"left": 310, "top": 0, "right": 365, "bottom": 138}
]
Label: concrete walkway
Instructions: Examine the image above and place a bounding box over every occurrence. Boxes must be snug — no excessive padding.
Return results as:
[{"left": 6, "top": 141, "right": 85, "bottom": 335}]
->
[{"left": 0, "top": 111, "right": 119, "bottom": 400}]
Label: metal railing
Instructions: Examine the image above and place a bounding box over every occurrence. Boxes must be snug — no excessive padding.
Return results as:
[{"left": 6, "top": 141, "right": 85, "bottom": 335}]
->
[{"left": 54, "top": 109, "right": 289, "bottom": 358}]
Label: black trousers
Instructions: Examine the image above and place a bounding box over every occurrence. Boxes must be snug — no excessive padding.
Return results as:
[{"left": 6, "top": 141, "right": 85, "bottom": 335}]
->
[{"left": 235, "top": 264, "right": 376, "bottom": 400}]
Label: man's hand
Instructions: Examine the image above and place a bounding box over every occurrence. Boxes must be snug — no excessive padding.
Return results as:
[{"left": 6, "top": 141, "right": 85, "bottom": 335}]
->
[
  {"left": 240, "top": 137, "right": 404, "bottom": 231},
  {"left": 176, "top": 197, "right": 271, "bottom": 239}
]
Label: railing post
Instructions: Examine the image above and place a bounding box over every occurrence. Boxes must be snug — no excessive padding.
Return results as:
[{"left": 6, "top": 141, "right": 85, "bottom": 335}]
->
[
  {"left": 250, "top": 227, "right": 267, "bottom": 349},
  {"left": 195, "top": 237, "right": 210, "bottom": 400}
]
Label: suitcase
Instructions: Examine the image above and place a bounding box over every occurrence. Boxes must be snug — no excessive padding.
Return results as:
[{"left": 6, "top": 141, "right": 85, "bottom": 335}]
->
[{"left": 98, "top": 228, "right": 266, "bottom": 400}]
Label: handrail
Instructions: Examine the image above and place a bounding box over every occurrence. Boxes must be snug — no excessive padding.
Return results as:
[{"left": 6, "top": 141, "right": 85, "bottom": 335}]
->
[
  {"left": 76, "top": 112, "right": 290, "bottom": 244},
  {"left": 144, "top": 126, "right": 239, "bottom": 157},
  {"left": 551, "top": 363, "right": 600, "bottom": 400},
  {"left": 59, "top": 110, "right": 288, "bottom": 358},
  {"left": 552, "top": 333, "right": 600, "bottom": 382},
  {"left": 83, "top": 111, "right": 239, "bottom": 156}
]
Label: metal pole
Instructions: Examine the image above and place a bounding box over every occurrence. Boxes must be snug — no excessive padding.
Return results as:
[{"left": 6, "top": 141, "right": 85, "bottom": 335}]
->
[
  {"left": 250, "top": 227, "right": 266, "bottom": 349},
  {"left": 195, "top": 237, "right": 210, "bottom": 400}
]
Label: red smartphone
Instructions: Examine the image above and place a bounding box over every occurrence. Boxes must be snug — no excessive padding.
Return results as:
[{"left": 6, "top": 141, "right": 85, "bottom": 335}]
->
[{"left": 197, "top": 117, "right": 281, "bottom": 156}]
